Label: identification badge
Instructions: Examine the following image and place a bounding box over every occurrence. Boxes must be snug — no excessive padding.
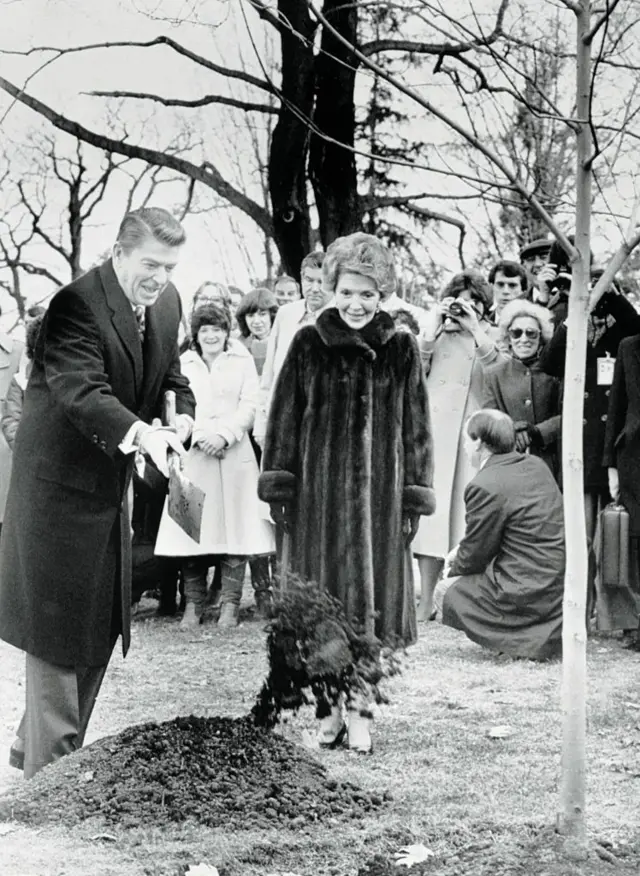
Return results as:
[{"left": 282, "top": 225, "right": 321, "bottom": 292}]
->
[{"left": 597, "top": 356, "right": 615, "bottom": 386}]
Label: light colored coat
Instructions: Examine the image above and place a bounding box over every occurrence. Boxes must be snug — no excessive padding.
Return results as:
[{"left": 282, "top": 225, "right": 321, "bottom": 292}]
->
[
  {"left": 0, "top": 334, "right": 24, "bottom": 519},
  {"left": 413, "top": 324, "right": 500, "bottom": 558},
  {"left": 155, "top": 342, "right": 275, "bottom": 557}
]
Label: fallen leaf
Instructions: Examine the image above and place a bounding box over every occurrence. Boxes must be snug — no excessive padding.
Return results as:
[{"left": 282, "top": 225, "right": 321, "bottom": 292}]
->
[
  {"left": 486, "top": 725, "right": 515, "bottom": 739},
  {"left": 185, "top": 865, "right": 219, "bottom": 876},
  {"left": 81, "top": 770, "right": 95, "bottom": 782},
  {"left": 394, "top": 843, "right": 435, "bottom": 867}
]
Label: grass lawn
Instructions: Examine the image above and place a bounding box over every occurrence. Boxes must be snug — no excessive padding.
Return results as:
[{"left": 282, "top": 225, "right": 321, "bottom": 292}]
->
[{"left": 1, "top": 592, "right": 640, "bottom": 876}]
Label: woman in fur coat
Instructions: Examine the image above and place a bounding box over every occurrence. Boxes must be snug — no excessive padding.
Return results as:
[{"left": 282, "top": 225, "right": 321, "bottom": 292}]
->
[{"left": 258, "top": 233, "right": 435, "bottom": 753}]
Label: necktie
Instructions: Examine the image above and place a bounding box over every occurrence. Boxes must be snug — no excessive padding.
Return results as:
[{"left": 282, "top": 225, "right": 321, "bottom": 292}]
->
[{"left": 134, "top": 306, "right": 146, "bottom": 342}]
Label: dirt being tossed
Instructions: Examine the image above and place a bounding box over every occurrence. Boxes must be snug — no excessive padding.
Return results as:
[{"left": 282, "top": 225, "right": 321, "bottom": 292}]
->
[{"left": 0, "top": 715, "right": 387, "bottom": 831}]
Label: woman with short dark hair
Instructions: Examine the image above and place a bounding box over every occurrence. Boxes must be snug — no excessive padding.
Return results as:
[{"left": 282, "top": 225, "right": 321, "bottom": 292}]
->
[
  {"left": 236, "top": 288, "right": 279, "bottom": 377},
  {"left": 412, "top": 270, "right": 503, "bottom": 622},
  {"left": 155, "top": 304, "right": 275, "bottom": 628}
]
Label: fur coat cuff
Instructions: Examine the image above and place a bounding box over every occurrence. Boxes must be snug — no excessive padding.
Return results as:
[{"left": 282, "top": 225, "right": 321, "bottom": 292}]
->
[
  {"left": 403, "top": 484, "right": 436, "bottom": 516},
  {"left": 258, "top": 470, "right": 297, "bottom": 503}
]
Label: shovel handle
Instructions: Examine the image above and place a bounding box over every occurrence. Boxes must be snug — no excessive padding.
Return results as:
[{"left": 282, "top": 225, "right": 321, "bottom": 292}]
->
[
  {"left": 163, "top": 390, "right": 182, "bottom": 475},
  {"left": 163, "top": 390, "right": 177, "bottom": 429}
]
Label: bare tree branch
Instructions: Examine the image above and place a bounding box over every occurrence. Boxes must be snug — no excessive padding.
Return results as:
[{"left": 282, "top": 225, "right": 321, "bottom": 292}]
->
[
  {"left": 359, "top": 0, "right": 509, "bottom": 56},
  {"left": 0, "top": 36, "right": 274, "bottom": 94},
  {"left": 0, "top": 75, "right": 275, "bottom": 238},
  {"left": 306, "top": 0, "right": 577, "bottom": 260},
  {"left": 87, "top": 89, "right": 279, "bottom": 114},
  {"left": 584, "top": 0, "right": 623, "bottom": 45}
]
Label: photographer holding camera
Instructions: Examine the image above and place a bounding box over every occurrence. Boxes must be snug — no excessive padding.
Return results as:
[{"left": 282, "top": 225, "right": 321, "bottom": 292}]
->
[{"left": 413, "top": 271, "right": 503, "bottom": 621}]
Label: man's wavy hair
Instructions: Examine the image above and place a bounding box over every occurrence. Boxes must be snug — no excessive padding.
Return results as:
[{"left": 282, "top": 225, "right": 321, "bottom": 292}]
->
[
  {"left": 498, "top": 299, "right": 554, "bottom": 348},
  {"left": 323, "top": 233, "right": 396, "bottom": 301},
  {"left": 467, "top": 409, "right": 516, "bottom": 454},
  {"left": 115, "top": 207, "right": 186, "bottom": 253}
]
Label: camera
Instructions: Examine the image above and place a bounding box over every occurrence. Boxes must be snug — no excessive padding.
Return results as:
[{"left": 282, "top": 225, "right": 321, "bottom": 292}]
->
[{"left": 448, "top": 301, "right": 465, "bottom": 318}]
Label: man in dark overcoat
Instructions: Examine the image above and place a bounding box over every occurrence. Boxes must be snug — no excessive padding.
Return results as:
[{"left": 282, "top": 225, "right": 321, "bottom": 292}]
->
[
  {"left": 0, "top": 207, "right": 195, "bottom": 778},
  {"left": 441, "top": 409, "right": 565, "bottom": 660}
]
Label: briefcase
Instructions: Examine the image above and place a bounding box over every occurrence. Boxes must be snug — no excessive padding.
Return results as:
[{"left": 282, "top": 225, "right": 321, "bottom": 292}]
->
[{"left": 599, "top": 502, "right": 631, "bottom": 591}]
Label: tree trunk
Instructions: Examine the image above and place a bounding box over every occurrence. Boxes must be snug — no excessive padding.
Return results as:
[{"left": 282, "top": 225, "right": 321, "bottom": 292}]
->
[
  {"left": 557, "top": 0, "right": 591, "bottom": 848},
  {"left": 268, "top": 0, "right": 316, "bottom": 276},
  {"left": 309, "top": 0, "right": 360, "bottom": 246}
]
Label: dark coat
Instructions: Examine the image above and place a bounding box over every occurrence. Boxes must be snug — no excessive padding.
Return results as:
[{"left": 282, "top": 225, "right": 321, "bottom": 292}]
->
[
  {"left": 602, "top": 335, "right": 640, "bottom": 535},
  {"left": 482, "top": 356, "right": 561, "bottom": 477},
  {"left": 0, "top": 261, "right": 195, "bottom": 667},
  {"left": 539, "top": 293, "right": 640, "bottom": 490},
  {"left": 444, "top": 452, "right": 565, "bottom": 660},
  {"left": 258, "top": 308, "right": 435, "bottom": 644}
]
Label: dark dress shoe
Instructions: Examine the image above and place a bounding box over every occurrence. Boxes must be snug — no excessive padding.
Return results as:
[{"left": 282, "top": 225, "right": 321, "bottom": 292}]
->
[{"left": 9, "top": 746, "right": 24, "bottom": 771}]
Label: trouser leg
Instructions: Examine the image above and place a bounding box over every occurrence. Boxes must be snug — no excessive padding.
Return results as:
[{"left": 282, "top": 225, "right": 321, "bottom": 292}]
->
[
  {"left": 218, "top": 556, "right": 246, "bottom": 627},
  {"left": 250, "top": 555, "right": 274, "bottom": 618}
]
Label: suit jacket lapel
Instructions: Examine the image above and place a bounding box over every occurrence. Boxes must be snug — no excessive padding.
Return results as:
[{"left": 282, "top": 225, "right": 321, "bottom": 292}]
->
[{"left": 99, "top": 261, "right": 144, "bottom": 394}]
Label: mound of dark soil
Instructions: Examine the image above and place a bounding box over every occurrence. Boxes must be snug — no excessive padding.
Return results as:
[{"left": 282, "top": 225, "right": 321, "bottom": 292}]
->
[{"left": 0, "top": 715, "right": 387, "bottom": 831}]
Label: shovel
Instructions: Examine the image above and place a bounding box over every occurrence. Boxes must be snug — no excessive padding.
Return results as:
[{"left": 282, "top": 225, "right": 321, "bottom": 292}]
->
[{"left": 162, "top": 390, "right": 205, "bottom": 544}]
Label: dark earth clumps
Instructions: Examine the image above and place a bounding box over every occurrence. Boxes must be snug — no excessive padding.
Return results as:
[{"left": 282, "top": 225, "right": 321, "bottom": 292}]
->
[{"left": 0, "top": 715, "right": 387, "bottom": 831}]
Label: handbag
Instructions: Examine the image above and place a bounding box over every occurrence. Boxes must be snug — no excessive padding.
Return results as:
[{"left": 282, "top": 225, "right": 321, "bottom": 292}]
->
[{"left": 598, "top": 502, "right": 631, "bottom": 591}]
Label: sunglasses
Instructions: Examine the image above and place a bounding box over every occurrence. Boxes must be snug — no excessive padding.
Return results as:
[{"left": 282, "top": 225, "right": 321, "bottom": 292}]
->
[{"left": 508, "top": 327, "right": 540, "bottom": 340}]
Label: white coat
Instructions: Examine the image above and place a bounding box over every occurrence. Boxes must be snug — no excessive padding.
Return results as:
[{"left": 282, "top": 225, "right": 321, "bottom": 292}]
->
[
  {"left": 413, "top": 323, "right": 500, "bottom": 558},
  {"left": 155, "top": 342, "right": 275, "bottom": 557}
]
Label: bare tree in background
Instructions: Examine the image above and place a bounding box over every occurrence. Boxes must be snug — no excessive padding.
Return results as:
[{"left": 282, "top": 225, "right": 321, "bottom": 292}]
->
[{"left": 0, "top": 123, "right": 204, "bottom": 320}]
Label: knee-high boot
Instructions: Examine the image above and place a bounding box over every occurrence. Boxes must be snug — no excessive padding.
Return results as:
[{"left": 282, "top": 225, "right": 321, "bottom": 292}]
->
[
  {"left": 218, "top": 557, "right": 246, "bottom": 628},
  {"left": 180, "top": 558, "right": 207, "bottom": 629}
]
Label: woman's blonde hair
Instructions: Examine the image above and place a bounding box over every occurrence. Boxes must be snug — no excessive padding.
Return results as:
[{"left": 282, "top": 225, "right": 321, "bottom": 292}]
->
[
  {"left": 323, "top": 232, "right": 396, "bottom": 300},
  {"left": 498, "top": 299, "right": 554, "bottom": 347}
]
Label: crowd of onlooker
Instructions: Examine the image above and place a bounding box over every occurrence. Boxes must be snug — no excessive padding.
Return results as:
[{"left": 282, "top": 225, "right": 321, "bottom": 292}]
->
[
  {"left": 5, "top": 214, "right": 640, "bottom": 764},
  {"left": 2, "top": 234, "right": 640, "bottom": 658}
]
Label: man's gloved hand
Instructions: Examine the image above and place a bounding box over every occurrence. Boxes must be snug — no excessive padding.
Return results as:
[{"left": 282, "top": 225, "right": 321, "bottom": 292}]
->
[
  {"left": 513, "top": 421, "right": 531, "bottom": 453},
  {"left": 270, "top": 502, "right": 294, "bottom": 533},
  {"left": 403, "top": 513, "right": 420, "bottom": 546},
  {"left": 138, "top": 426, "right": 185, "bottom": 478}
]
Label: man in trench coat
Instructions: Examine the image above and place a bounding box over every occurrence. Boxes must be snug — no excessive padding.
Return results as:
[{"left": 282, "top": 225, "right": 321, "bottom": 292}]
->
[{"left": 0, "top": 207, "right": 195, "bottom": 778}]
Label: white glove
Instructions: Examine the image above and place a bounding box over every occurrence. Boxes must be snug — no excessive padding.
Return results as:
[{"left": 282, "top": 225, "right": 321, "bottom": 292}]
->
[
  {"left": 608, "top": 467, "right": 620, "bottom": 503},
  {"left": 138, "top": 426, "right": 185, "bottom": 478}
]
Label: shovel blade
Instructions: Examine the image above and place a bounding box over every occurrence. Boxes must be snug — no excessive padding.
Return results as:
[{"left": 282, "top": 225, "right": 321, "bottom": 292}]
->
[{"left": 168, "top": 470, "right": 205, "bottom": 543}]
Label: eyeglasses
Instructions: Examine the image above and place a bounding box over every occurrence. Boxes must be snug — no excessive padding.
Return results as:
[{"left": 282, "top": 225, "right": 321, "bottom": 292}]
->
[{"left": 508, "top": 327, "right": 540, "bottom": 340}]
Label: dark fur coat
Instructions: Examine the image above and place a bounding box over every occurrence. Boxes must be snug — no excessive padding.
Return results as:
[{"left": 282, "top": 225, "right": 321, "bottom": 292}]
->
[{"left": 258, "top": 308, "right": 435, "bottom": 644}]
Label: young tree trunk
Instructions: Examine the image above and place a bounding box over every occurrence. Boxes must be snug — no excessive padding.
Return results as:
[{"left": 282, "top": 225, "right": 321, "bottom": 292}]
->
[
  {"left": 557, "top": 0, "right": 591, "bottom": 847},
  {"left": 308, "top": 0, "right": 360, "bottom": 246},
  {"left": 267, "top": 0, "right": 316, "bottom": 276}
]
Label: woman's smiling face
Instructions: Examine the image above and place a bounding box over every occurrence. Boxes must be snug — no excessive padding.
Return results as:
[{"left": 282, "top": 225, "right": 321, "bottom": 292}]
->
[
  {"left": 508, "top": 315, "right": 542, "bottom": 359},
  {"left": 335, "top": 272, "right": 380, "bottom": 330}
]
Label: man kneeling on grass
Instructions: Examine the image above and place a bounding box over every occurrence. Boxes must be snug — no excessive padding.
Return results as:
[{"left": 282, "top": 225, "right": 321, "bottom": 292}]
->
[{"left": 439, "top": 409, "right": 565, "bottom": 661}]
